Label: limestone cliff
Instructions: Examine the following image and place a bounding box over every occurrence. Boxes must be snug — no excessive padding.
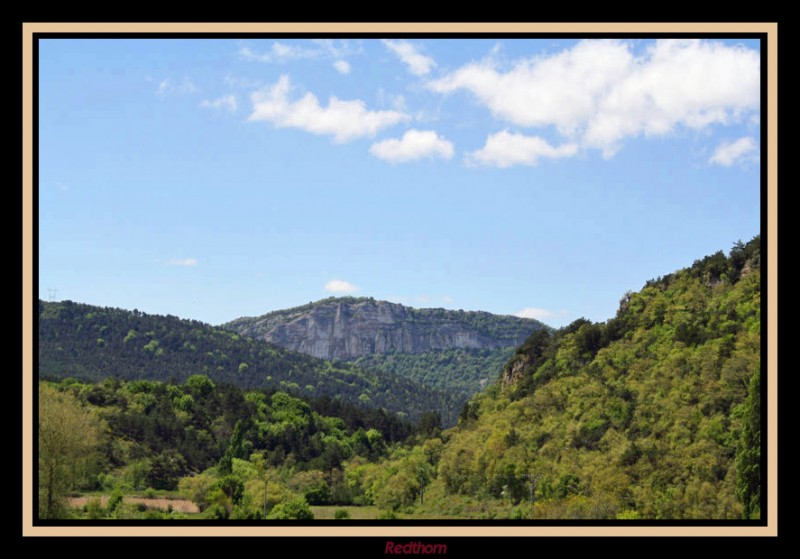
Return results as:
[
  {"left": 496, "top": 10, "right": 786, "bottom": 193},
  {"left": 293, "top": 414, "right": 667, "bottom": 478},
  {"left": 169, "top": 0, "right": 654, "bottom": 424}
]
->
[{"left": 223, "top": 297, "right": 546, "bottom": 361}]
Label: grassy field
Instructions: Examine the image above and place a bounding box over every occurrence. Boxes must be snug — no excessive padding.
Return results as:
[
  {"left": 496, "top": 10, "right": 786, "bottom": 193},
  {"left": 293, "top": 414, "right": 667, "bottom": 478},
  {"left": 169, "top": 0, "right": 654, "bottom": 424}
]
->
[
  {"left": 68, "top": 497, "right": 461, "bottom": 520},
  {"left": 69, "top": 495, "right": 200, "bottom": 513}
]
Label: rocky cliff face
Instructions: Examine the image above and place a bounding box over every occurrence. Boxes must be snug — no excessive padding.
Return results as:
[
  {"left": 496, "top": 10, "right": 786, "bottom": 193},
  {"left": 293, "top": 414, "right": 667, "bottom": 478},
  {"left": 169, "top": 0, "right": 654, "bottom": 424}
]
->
[{"left": 223, "top": 297, "right": 545, "bottom": 361}]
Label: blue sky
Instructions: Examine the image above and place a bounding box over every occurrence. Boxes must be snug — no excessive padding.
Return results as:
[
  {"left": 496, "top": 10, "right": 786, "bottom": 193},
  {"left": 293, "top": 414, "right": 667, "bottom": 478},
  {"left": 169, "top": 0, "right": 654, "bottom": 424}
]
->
[{"left": 38, "top": 38, "right": 761, "bottom": 328}]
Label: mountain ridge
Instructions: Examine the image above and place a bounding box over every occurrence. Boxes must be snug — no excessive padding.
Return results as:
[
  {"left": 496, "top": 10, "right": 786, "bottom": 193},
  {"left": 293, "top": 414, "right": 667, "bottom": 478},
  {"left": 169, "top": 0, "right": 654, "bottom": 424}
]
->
[{"left": 222, "top": 296, "right": 547, "bottom": 362}]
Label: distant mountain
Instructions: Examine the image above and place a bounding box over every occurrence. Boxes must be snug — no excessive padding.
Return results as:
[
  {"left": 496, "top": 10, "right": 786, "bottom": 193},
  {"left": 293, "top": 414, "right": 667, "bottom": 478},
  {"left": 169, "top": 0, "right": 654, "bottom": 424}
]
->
[
  {"left": 222, "top": 298, "right": 548, "bottom": 415},
  {"left": 223, "top": 297, "right": 545, "bottom": 361},
  {"left": 37, "top": 300, "right": 456, "bottom": 423}
]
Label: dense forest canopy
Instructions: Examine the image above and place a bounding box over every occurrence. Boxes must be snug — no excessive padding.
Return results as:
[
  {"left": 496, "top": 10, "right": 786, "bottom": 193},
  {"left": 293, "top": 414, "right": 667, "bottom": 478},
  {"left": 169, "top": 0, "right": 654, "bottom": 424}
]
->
[
  {"left": 423, "top": 236, "right": 762, "bottom": 519},
  {"left": 37, "top": 237, "right": 762, "bottom": 520},
  {"left": 39, "top": 301, "right": 456, "bottom": 423},
  {"left": 38, "top": 376, "right": 425, "bottom": 519},
  {"left": 352, "top": 347, "right": 516, "bottom": 417}
]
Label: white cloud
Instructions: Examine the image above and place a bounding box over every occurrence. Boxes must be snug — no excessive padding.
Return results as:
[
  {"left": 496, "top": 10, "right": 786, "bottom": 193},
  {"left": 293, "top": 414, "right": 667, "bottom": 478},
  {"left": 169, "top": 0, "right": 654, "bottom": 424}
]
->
[
  {"left": 333, "top": 60, "right": 351, "bottom": 74},
  {"left": 54, "top": 181, "right": 68, "bottom": 191},
  {"left": 370, "top": 129, "right": 454, "bottom": 163},
  {"left": 248, "top": 75, "right": 408, "bottom": 143},
  {"left": 224, "top": 73, "right": 262, "bottom": 90},
  {"left": 324, "top": 279, "right": 359, "bottom": 294},
  {"left": 514, "top": 307, "right": 565, "bottom": 321},
  {"left": 376, "top": 88, "right": 407, "bottom": 112},
  {"left": 382, "top": 39, "right": 436, "bottom": 76},
  {"left": 311, "top": 39, "right": 361, "bottom": 59},
  {"left": 239, "top": 43, "right": 317, "bottom": 63},
  {"left": 199, "top": 94, "right": 237, "bottom": 113},
  {"left": 429, "top": 39, "right": 759, "bottom": 157},
  {"left": 156, "top": 77, "right": 197, "bottom": 97},
  {"left": 168, "top": 258, "right": 198, "bottom": 267},
  {"left": 239, "top": 40, "right": 359, "bottom": 64},
  {"left": 709, "top": 136, "right": 759, "bottom": 166},
  {"left": 467, "top": 130, "right": 578, "bottom": 168}
]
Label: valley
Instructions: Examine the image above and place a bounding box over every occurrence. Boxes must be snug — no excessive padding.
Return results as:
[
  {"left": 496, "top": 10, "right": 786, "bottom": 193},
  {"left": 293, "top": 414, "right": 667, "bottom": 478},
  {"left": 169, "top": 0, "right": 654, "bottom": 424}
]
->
[{"left": 38, "top": 238, "right": 762, "bottom": 520}]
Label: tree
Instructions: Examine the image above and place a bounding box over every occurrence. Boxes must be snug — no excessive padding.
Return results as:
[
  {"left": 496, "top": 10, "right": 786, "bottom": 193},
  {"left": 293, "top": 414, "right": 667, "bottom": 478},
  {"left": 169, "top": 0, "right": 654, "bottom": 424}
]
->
[
  {"left": 736, "top": 368, "right": 761, "bottom": 519},
  {"left": 186, "top": 374, "right": 216, "bottom": 398},
  {"left": 147, "top": 450, "right": 188, "bottom": 490},
  {"left": 250, "top": 452, "right": 270, "bottom": 518},
  {"left": 267, "top": 496, "right": 314, "bottom": 519},
  {"left": 39, "top": 383, "right": 103, "bottom": 518},
  {"left": 415, "top": 411, "right": 442, "bottom": 437},
  {"left": 218, "top": 420, "right": 246, "bottom": 475}
]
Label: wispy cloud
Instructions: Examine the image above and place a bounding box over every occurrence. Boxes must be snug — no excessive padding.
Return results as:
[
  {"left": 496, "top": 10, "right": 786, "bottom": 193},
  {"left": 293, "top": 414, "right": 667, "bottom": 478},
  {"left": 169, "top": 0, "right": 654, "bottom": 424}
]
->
[
  {"left": 239, "top": 39, "right": 360, "bottom": 64},
  {"left": 376, "top": 88, "right": 407, "bottom": 112},
  {"left": 333, "top": 60, "right": 351, "bottom": 75},
  {"left": 514, "top": 307, "right": 568, "bottom": 322},
  {"left": 156, "top": 77, "right": 198, "bottom": 97},
  {"left": 324, "top": 279, "right": 359, "bottom": 294},
  {"left": 199, "top": 94, "right": 237, "bottom": 113},
  {"left": 239, "top": 43, "right": 318, "bottom": 63},
  {"left": 709, "top": 136, "right": 759, "bottom": 167},
  {"left": 54, "top": 181, "right": 68, "bottom": 191},
  {"left": 429, "top": 39, "right": 759, "bottom": 159},
  {"left": 382, "top": 39, "right": 436, "bottom": 76},
  {"left": 370, "top": 129, "right": 454, "bottom": 163},
  {"left": 224, "top": 73, "right": 263, "bottom": 90},
  {"left": 248, "top": 75, "right": 409, "bottom": 143},
  {"left": 312, "top": 39, "right": 361, "bottom": 59},
  {"left": 168, "top": 258, "right": 198, "bottom": 267},
  {"left": 467, "top": 130, "right": 578, "bottom": 168}
]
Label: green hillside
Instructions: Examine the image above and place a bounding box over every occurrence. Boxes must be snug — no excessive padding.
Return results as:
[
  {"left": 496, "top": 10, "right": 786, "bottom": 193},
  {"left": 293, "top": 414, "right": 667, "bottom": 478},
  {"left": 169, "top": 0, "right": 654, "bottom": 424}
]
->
[
  {"left": 38, "top": 301, "right": 456, "bottom": 423},
  {"left": 345, "top": 237, "right": 762, "bottom": 519},
  {"left": 352, "top": 347, "right": 516, "bottom": 414}
]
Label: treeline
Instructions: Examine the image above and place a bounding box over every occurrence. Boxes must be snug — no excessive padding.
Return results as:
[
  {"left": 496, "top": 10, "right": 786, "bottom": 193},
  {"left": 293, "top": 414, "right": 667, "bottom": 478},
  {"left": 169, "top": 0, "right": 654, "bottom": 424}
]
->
[
  {"left": 39, "top": 376, "right": 436, "bottom": 519},
  {"left": 39, "top": 300, "right": 456, "bottom": 422}
]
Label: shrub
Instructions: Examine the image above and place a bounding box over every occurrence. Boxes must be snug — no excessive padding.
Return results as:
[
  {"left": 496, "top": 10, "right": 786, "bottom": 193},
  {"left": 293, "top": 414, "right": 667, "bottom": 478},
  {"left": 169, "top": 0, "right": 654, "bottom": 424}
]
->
[
  {"left": 333, "top": 509, "right": 351, "bottom": 519},
  {"left": 107, "top": 490, "right": 124, "bottom": 513},
  {"left": 266, "top": 496, "right": 314, "bottom": 520},
  {"left": 509, "top": 506, "right": 529, "bottom": 520},
  {"left": 85, "top": 497, "right": 105, "bottom": 519}
]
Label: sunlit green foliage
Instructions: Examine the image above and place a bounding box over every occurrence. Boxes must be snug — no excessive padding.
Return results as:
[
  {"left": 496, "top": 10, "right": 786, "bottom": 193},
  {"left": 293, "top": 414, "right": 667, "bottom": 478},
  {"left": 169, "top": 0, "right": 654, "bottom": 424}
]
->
[{"left": 361, "top": 237, "right": 762, "bottom": 519}]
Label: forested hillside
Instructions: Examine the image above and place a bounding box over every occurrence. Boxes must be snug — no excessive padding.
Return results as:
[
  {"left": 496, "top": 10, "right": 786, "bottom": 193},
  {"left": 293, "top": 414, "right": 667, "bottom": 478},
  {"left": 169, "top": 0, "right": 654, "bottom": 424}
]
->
[
  {"left": 37, "top": 238, "right": 762, "bottom": 520},
  {"left": 401, "top": 237, "right": 762, "bottom": 519},
  {"left": 38, "top": 301, "right": 456, "bottom": 422},
  {"left": 352, "top": 347, "right": 515, "bottom": 414}
]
